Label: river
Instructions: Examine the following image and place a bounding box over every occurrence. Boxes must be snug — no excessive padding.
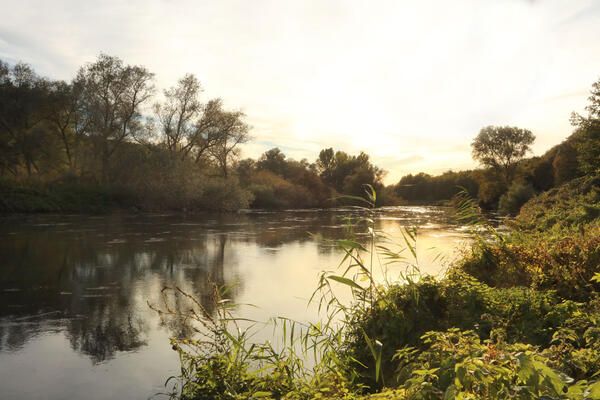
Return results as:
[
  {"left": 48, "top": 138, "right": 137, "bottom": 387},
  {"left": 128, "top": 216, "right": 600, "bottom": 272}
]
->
[{"left": 0, "top": 206, "right": 472, "bottom": 400}]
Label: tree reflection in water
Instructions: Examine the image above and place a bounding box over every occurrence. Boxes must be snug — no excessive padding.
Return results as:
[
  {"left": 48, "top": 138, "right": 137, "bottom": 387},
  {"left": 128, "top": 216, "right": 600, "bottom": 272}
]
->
[{"left": 0, "top": 217, "right": 240, "bottom": 362}]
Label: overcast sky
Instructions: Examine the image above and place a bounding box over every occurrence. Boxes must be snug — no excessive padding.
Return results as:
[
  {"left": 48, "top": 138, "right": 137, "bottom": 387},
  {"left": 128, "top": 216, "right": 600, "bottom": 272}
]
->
[{"left": 1, "top": 0, "right": 599, "bottom": 182}]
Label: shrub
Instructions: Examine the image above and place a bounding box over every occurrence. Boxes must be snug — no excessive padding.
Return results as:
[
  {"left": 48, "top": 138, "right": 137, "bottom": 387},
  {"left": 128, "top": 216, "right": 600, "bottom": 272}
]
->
[
  {"left": 193, "top": 177, "right": 253, "bottom": 212},
  {"left": 393, "top": 329, "right": 600, "bottom": 400},
  {"left": 498, "top": 182, "right": 535, "bottom": 215},
  {"left": 455, "top": 226, "right": 600, "bottom": 301},
  {"left": 247, "top": 170, "right": 320, "bottom": 209},
  {"left": 344, "top": 273, "right": 587, "bottom": 388}
]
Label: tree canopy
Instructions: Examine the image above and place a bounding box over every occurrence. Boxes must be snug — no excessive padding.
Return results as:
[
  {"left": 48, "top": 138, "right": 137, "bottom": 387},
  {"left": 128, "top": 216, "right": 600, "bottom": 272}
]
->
[
  {"left": 570, "top": 77, "right": 600, "bottom": 174},
  {"left": 471, "top": 126, "right": 535, "bottom": 183}
]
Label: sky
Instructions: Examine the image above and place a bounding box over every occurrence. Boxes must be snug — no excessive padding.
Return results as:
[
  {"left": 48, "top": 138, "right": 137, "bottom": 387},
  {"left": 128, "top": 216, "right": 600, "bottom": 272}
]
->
[{"left": 1, "top": 0, "right": 600, "bottom": 183}]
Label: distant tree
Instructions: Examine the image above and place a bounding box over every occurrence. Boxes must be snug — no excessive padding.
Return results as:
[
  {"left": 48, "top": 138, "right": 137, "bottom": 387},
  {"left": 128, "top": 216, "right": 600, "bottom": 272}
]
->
[
  {"left": 314, "top": 148, "right": 384, "bottom": 197},
  {"left": 207, "top": 104, "right": 250, "bottom": 177},
  {"left": 0, "top": 62, "right": 50, "bottom": 176},
  {"left": 570, "top": 77, "right": 600, "bottom": 174},
  {"left": 316, "top": 148, "right": 335, "bottom": 180},
  {"left": 45, "top": 80, "right": 90, "bottom": 171},
  {"left": 395, "top": 173, "right": 432, "bottom": 201},
  {"left": 75, "top": 54, "right": 155, "bottom": 183},
  {"left": 257, "top": 147, "right": 288, "bottom": 176},
  {"left": 235, "top": 158, "right": 256, "bottom": 185},
  {"left": 471, "top": 125, "right": 535, "bottom": 184},
  {"left": 572, "top": 77, "right": 600, "bottom": 123},
  {"left": 519, "top": 157, "right": 554, "bottom": 191},
  {"left": 394, "top": 170, "right": 479, "bottom": 203},
  {"left": 154, "top": 73, "right": 203, "bottom": 156},
  {"left": 552, "top": 143, "right": 579, "bottom": 185},
  {"left": 187, "top": 99, "right": 233, "bottom": 162},
  {"left": 475, "top": 170, "right": 507, "bottom": 209},
  {"left": 154, "top": 78, "right": 250, "bottom": 175}
]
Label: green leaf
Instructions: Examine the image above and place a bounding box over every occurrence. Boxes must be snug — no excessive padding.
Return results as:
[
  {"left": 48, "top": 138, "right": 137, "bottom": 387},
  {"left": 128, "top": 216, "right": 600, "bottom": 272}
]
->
[
  {"left": 361, "top": 329, "right": 383, "bottom": 383},
  {"left": 337, "top": 239, "right": 367, "bottom": 252},
  {"left": 326, "top": 275, "right": 365, "bottom": 291},
  {"left": 252, "top": 391, "right": 273, "bottom": 398}
]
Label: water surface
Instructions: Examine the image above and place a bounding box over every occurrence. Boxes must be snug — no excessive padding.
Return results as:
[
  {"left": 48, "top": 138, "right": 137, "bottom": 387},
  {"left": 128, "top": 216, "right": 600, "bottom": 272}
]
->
[{"left": 0, "top": 207, "right": 471, "bottom": 400}]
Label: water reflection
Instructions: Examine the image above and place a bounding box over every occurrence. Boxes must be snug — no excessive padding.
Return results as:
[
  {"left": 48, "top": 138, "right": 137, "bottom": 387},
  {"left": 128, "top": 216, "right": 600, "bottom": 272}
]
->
[
  {"left": 0, "top": 207, "right": 470, "bottom": 400},
  {"left": 0, "top": 221, "right": 238, "bottom": 361}
]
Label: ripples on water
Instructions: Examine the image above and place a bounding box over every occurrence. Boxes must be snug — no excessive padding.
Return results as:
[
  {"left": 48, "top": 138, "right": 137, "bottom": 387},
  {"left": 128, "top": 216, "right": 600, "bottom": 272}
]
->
[{"left": 0, "top": 206, "right": 473, "bottom": 400}]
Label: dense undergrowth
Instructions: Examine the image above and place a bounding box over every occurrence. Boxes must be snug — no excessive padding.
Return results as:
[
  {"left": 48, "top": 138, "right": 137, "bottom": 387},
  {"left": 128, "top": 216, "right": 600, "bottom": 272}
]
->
[
  {"left": 155, "top": 179, "right": 600, "bottom": 399},
  {"left": 0, "top": 175, "right": 253, "bottom": 213},
  {"left": 0, "top": 178, "right": 113, "bottom": 213}
]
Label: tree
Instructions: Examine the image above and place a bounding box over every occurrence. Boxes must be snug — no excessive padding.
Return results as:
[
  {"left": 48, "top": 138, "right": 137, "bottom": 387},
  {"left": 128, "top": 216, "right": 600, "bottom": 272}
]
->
[
  {"left": 471, "top": 126, "right": 535, "bottom": 184},
  {"left": 206, "top": 104, "right": 250, "bottom": 177},
  {"left": 552, "top": 143, "right": 578, "bottom": 185},
  {"left": 154, "top": 73, "right": 202, "bottom": 156},
  {"left": 570, "top": 77, "right": 600, "bottom": 174},
  {"left": 316, "top": 148, "right": 335, "bottom": 179},
  {"left": 314, "top": 148, "right": 385, "bottom": 197},
  {"left": 154, "top": 78, "right": 250, "bottom": 174},
  {"left": 235, "top": 158, "right": 256, "bottom": 185},
  {"left": 256, "top": 147, "right": 287, "bottom": 176},
  {"left": 75, "top": 54, "right": 155, "bottom": 183},
  {"left": 45, "top": 80, "right": 90, "bottom": 171},
  {"left": 0, "top": 62, "right": 50, "bottom": 176}
]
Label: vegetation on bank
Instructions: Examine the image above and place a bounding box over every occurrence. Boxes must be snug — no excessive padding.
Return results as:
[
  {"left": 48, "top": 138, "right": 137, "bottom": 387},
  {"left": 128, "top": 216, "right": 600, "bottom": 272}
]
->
[
  {"left": 153, "top": 173, "right": 600, "bottom": 399},
  {"left": 2, "top": 54, "right": 598, "bottom": 213},
  {"left": 393, "top": 78, "right": 599, "bottom": 213},
  {"left": 0, "top": 55, "right": 393, "bottom": 213}
]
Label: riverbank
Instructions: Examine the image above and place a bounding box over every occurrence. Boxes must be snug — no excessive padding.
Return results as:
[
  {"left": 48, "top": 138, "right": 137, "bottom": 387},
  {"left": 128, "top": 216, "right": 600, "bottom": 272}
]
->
[
  {"left": 0, "top": 178, "right": 253, "bottom": 214},
  {"left": 0, "top": 179, "right": 122, "bottom": 214},
  {"left": 0, "top": 179, "right": 405, "bottom": 214},
  {"left": 162, "top": 174, "right": 600, "bottom": 399}
]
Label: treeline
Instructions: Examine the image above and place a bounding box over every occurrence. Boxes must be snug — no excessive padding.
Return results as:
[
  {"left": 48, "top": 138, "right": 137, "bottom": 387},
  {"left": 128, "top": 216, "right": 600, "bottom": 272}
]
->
[
  {"left": 235, "top": 147, "right": 397, "bottom": 209},
  {"left": 0, "top": 54, "right": 254, "bottom": 211},
  {"left": 393, "top": 78, "right": 600, "bottom": 214},
  {"left": 2, "top": 54, "right": 597, "bottom": 213},
  {"left": 0, "top": 54, "right": 395, "bottom": 212}
]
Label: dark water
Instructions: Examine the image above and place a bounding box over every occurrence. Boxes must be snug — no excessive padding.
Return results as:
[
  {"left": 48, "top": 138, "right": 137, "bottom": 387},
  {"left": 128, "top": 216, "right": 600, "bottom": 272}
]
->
[{"left": 0, "top": 207, "right": 471, "bottom": 400}]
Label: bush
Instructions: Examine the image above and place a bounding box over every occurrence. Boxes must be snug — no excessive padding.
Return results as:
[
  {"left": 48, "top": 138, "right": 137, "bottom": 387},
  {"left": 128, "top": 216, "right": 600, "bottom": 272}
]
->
[
  {"left": 247, "top": 170, "right": 320, "bottom": 209},
  {"left": 344, "top": 273, "right": 588, "bottom": 388},
  {"left": 457, "top": 227, "right": 600, "bottom": 301},
  {"left": 193, "top": 177, "right": 253, "bottom": 212},
  {"left": 498, "top": 182, "right": 535, "bottom": 215},
  {"left": 393, "top": 329, "right": 600, "bottom": 399}
]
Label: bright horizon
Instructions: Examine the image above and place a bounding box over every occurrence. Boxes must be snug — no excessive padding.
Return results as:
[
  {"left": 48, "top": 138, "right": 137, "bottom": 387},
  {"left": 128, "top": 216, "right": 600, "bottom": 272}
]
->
[{"left": 1, "top": 0, "right": 600, "bottom": 183}]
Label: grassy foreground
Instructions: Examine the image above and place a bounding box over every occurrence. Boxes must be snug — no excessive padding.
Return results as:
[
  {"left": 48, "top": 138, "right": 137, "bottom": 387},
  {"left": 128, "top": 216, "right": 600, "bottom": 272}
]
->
[{"left": 154, "top": 179, "right": 600, "bottom": 399}]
